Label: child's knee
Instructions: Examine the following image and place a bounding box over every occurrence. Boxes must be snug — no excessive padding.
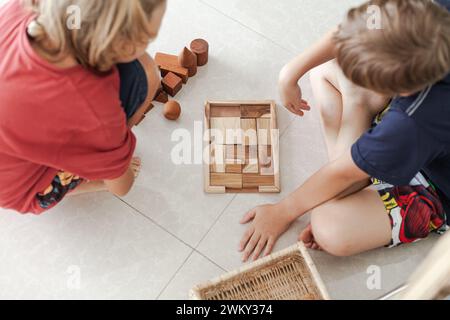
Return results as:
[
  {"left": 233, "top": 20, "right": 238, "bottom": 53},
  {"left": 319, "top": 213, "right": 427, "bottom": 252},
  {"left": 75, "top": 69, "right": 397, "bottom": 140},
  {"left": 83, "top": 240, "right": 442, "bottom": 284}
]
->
[
  {"left": 310, "top": 65, "right": 341, "bottom": 124},
  {"left": 311, "top": 205, "right": 355, "bottom": 257}
]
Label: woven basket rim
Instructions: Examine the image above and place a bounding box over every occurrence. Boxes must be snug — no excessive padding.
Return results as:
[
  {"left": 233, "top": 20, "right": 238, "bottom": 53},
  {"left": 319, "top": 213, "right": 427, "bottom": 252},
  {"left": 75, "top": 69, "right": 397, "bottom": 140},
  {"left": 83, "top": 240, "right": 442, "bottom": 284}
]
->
[{"left": 190, "top": 242, "right": 329, "bottom": 300}]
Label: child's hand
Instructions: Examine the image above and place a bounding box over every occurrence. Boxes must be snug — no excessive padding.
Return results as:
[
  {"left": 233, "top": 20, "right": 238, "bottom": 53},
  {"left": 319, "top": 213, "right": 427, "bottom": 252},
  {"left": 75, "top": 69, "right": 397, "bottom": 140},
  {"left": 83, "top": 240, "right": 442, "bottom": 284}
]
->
[
  {"left": 239, "top": 204, "right": 296, "bottom": 262},
  {"left": 278, "top": 76, "right": 310, "bottom": 116}
]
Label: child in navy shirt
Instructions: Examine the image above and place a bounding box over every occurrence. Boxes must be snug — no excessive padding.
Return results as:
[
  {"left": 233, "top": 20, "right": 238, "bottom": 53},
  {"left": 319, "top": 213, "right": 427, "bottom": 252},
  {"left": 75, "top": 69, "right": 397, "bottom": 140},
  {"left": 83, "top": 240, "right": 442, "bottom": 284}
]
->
[{"left": 239, "top": 0, "right": 450, "bottom": 260}]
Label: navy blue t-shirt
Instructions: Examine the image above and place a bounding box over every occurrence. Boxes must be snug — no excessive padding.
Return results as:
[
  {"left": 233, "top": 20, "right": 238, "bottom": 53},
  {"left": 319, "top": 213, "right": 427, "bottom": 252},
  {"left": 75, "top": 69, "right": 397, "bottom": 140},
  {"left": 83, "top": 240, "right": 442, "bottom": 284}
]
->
[{"left": 351, "top": 0, "right": 450, "bottom": 223}]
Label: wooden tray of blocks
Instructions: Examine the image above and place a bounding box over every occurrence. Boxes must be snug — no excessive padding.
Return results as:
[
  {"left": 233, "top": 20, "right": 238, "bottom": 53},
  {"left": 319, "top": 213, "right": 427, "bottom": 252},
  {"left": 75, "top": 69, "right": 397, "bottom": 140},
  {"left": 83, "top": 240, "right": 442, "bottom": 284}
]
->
[
  {"left": 190, "top": 242, "right": 330, "bottom": 300},
  {"left": 204, "top": 100, "right": 280, "bottom": 194}
]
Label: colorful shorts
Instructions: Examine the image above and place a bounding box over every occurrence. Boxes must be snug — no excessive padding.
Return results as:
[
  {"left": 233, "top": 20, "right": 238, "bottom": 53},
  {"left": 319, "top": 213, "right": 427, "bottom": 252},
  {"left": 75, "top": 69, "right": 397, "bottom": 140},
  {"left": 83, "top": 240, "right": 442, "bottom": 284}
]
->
[
  {"left": 35, "top": 59, "right": 148, "bottom": 210},
  {"left": 372, "top": 173, "right": 448, "bottom": 247},
  {"left": 37, "top": 171, "right": 84, "bottom": 210}
]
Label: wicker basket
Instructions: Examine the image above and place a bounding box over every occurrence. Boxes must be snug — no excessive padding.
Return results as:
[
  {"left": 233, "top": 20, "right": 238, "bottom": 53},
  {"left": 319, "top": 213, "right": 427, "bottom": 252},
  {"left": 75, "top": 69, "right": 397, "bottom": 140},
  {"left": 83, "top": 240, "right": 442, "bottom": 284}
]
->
[{"left": 190, "top": 242, "right": 329, "bottom": 300}]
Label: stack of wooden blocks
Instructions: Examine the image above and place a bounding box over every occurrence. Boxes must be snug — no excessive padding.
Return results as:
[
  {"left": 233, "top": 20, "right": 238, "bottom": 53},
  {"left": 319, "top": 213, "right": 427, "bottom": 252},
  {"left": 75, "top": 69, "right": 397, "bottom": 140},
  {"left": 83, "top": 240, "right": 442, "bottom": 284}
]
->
[
  {"left": 154, "top": 39, "right": 209, "bottom": 103},
  {"left": 204, "top": 101, "right": 280, "bottom": 194}
]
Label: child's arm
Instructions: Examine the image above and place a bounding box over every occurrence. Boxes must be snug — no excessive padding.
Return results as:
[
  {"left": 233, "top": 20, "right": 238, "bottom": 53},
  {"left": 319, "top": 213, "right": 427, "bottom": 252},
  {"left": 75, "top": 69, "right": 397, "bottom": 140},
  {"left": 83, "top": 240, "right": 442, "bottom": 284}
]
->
[
  {"left": 240, "top": 150, "right": 370, "bottom": 262},
  {"left": 279, "top": 28, "right": 337, "bottom": 116}
]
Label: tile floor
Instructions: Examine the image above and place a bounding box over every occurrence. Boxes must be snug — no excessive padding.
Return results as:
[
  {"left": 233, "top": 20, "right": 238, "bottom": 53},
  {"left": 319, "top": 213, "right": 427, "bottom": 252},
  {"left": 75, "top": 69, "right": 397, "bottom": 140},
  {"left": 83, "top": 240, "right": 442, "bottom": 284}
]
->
[{"left": 0, "top": 0, "right": 439, "bottom": 300}]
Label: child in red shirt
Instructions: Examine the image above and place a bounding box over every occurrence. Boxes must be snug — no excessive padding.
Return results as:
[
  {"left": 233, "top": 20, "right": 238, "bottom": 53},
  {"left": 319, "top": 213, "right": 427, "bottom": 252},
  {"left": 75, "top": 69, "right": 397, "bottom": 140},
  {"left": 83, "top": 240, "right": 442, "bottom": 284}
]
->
[{"left": 0, "top": 0, "right": 166, "bottom": 214}]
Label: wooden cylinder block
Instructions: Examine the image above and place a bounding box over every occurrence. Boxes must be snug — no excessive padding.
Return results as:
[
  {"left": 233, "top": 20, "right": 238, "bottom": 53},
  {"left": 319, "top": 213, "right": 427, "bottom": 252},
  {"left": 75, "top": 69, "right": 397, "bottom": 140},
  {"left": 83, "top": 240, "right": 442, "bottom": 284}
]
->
[{"left": 190, "top": 39, "right": 209, "bottom": 66}]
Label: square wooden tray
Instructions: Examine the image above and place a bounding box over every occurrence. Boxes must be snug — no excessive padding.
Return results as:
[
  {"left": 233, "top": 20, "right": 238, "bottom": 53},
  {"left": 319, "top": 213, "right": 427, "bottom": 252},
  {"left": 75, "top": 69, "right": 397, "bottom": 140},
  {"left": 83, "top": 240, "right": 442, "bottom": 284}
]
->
[{"left": 204, "top": 100, "right": 280, "bottom": 194}]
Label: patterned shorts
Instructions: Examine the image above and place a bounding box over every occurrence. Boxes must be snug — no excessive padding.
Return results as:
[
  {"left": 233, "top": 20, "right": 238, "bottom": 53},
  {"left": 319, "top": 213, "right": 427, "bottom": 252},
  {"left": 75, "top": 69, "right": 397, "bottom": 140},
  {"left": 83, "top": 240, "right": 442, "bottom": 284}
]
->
[
  {"left": 37, "top": 171, "right": 83, "bottom": 210},
  {"left": 372, "top": 173, "right": 448, "bottom": 247}
]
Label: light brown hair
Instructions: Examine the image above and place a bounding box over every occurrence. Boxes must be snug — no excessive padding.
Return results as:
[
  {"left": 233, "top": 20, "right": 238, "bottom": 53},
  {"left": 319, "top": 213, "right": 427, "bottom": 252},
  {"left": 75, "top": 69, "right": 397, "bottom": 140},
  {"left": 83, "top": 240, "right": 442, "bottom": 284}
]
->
[
  {"left": 334, "top": 0, "right": 450, "bottom": 95},
  {"left": 25, "top": 0, "right": 166, "bottom": 72}
]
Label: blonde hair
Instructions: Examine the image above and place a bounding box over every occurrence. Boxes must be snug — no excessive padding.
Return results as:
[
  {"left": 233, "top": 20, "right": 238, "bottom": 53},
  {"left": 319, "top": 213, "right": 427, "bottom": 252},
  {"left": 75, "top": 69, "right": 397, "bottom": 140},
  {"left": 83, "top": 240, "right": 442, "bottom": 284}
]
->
[
  {"left": 334, "top": 0, "right": 450, "bottom": 95},
  {"left": 25, "top": 0, "right": 165, "bottom": 72}
]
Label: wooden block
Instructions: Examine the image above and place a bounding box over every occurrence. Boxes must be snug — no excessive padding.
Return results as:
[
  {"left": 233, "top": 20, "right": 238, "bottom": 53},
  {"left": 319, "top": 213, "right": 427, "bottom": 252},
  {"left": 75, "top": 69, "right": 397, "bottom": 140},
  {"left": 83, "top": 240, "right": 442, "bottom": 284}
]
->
[
  {"left": 245, "top": 146, "right": 258, "bottom": 164},
  {"left": 210, "top": 144, "right": 225, "bottom": 173},
  {"left": 243, "top": 146, "right": 259, "bottom": 174},
  {"left": 155, "top": 52, "right": 189, "bottom": 83},
  {"left": 259, "top": 145, "right": 274, "bottom": 175},
  {"left": 243, "top": 174, "right": 275, "bottom": 188},
  {"left": 241, "top": 119, "right": 258, "bottom": 146},
  {"left": 210, "top": 106, "right": 241, "bottom": 118},
  {"left": 190, "top": 39, "right": 209, "bottom": 66},
  {"left": 225, "top": 145, "right": 245, "bottom": 165},
  {"left": 154, "top": 88, "right": 169, "bottom": 103},
  {"left": 225, "top": 164, "right": 243, "bottom": 174},
  {"left": 241, "top": 105, "right": 271, "bottom": 118},
  {"left": 257, "top": 118, "right": 272, "bottom": 146},
  {"left": 210, "top": 117, "right": 241, "bottom": 145},
  {"left": 211, "top": 173, "right": 243, "bottom": 189},
  {"left": 226, "top": 187, "right": 259, "bottom": 194},
  {"left": 243, "top": 163, "right": 259, "bottom": 174},
  {"left": 178, "top": 47, "right": 197, "bottom": 77},
  {"left": 162, "top": 72, "right": 182, "bottom": 97}
]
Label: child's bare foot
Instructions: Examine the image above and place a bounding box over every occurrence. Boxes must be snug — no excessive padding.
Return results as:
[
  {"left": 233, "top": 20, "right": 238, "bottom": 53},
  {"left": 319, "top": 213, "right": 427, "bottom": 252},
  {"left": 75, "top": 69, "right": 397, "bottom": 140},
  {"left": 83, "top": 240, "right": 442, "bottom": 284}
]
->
[
  {"left": 68, "top": 157, "right": 141, "bottom": 196},
  {"left": 299, "top": 224, "right": 323, "bottom": 251},
  {"left": 130, "top": 157, "right": 142, "bottom": 178}
]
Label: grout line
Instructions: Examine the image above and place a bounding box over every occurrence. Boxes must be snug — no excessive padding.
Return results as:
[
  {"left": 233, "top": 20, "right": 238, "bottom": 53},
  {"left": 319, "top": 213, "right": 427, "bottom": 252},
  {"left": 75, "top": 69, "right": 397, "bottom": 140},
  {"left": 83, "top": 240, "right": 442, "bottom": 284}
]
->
[
  {"left": 115, "top": 197, "right": 197, "bottom": 250},
  {"left": 198, "top": 0, "right": 295, "bottom": 55},
  {"left": 193, "top": 194, "right": 238, "bottom": 248},
  {"left": 156, "top": 249, "right": 195, "bottom": 300},
  {"left": 194, "top": 249, "right": 228, "bottom": 272}
]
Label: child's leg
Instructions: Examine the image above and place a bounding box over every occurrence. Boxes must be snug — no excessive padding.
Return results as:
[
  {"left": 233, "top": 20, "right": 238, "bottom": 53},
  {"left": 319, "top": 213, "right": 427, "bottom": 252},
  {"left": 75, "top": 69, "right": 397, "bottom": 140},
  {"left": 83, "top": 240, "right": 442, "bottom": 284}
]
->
[
  {"left": 306, "top": 189, "right": 392, "bottom": 256},
  {"left": 310, "top": 60, "right": 389, "bottom": 160},
  {"left": 67, "top": 157, "right": 142, "bottom": 196},
  {"left": 309, "top": 61, "right": 343, "bottom": 158},
  {"left": 303, "top": 60, "right": 392, "bottom": 255},
  {"left": 117, "top": 53, "right": 161, "bottom": 128}
]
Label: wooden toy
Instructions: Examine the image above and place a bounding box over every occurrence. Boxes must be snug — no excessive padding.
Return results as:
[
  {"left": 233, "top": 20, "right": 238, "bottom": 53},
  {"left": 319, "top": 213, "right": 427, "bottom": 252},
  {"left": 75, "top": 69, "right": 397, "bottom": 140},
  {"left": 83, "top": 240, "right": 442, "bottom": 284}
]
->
[
  {"left": 133, "top": 103, "right": 154, "bottom": 126},
  {"left": 211, "top": 173, "right": 243, "bottom": 189},
  {"left": 210, "top": 144, "right": 225, "bottom": 173},
  {"left": 242, "top": 105, "right": 271, "bottom": 118},
  {"left": 163, "top": 100, "right": 181, "bottom": 121},
  {"left": 162, "top": 72, "right": 182, "bottom": 97},
  {"left": 190, "top": 242, "right": 329, "bottom": 300},
  {"left": 178, "top": 47, "right": 198, "bottom": 77},
  {"left": 154, "top": 87, "right": 169, "bottom": 103},
  {"left": 210, "top": 105, "right": 241, "bottom": 118},
  {"left": 204, "top": 101, "right": 280, "bottom": 194},
  {"left": 243, "top": 145, "right": 259, "bottom": 174},
  {"left": 155, "top": 52, "right": 189, "bottom": 83},
  {"left": 241, "top": 119, "right": 257, "bottom": 146},
  {"left": 190, "top": 39, "right": 209, "bottom": 66},
  {"left": 257, "top": 118, "right": 272, "bottom": 146},
  {"left": 210, "top": 117, "right": 242, "bottom": 145}
]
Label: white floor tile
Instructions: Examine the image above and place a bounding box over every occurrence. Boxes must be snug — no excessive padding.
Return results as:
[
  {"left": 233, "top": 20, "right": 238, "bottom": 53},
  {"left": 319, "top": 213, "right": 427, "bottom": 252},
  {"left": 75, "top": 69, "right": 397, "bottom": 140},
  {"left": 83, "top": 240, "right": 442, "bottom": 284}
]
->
[
  {"left": 200, "top": 0, "right": 366, "bottom": 53},
  {"left": 0, "top": 194, "right": 191, "bottom": 300},
  {"left": 310, "top": 237, "right": 438, "bottom": 300},
  {"left": 158, "top": 252, "right": 225, "bottom": 300}
]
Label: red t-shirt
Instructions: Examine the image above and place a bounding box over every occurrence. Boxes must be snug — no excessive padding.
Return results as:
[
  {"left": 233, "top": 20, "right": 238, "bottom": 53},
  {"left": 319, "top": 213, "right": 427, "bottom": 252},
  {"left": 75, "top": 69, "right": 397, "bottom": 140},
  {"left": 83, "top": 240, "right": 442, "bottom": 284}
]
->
[{"left": 0, "top": 0, "right": 137, "bottom": 214}]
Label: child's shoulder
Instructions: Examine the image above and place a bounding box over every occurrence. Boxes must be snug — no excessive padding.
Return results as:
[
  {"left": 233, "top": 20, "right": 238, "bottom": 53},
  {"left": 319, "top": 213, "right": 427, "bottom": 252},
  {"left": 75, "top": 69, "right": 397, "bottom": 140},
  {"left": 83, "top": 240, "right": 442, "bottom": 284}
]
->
[
  {"left": 391, "top": 74, "right": 450, "bottom": 117},
  {"left": 386, "top": 74, "right": 450, "bottom": 142}
]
